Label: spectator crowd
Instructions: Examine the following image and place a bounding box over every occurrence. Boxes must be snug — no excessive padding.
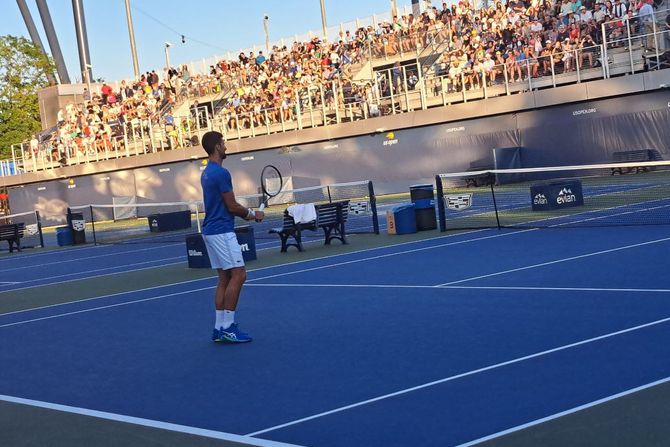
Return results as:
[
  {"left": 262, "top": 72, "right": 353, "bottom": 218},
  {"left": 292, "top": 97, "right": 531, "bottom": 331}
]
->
[{"left": 24, "top": 0, "right": 665, "bottom": 165}]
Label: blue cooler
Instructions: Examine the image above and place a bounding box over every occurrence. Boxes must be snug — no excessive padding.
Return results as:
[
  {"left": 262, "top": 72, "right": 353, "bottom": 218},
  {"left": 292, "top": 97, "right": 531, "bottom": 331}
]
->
[
  {"left": 56, "top": 226, "right": 73, "bottom": 246},
  {"left": 410, "top": 184, "right": 437, "bottom": 231},
  {"left": 386, "top": 204, "right": 417, "bottom": 235}
]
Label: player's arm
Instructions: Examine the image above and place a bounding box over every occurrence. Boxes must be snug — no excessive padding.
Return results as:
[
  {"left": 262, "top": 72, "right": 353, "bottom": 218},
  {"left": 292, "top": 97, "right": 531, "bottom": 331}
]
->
[{"left": 222, "top": 191, "right": 264, "bottom": 221}]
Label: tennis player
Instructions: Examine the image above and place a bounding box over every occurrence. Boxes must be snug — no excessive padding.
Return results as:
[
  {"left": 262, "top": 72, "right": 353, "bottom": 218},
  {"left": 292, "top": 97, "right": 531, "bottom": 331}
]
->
[{"left": 200, "top": 131, "right": 264, "bottom": 343}]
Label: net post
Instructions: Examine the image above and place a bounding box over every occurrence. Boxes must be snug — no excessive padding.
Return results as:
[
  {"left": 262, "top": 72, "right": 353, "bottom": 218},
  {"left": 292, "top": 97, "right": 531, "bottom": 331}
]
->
[
  {"left": 89, "top": 205, "right": 98, "bottom": 245},
  {"left": 35, "top": 210, "right": 44, "bottom": 248},
  {"left": 490, "top": 183, "right": 501, "bottom": 230},
  {"left": 195, "top": 204, "right": 202, "bottom": 233},
  {"left": 435, "top": 175, "right": 446, "bottom": 232},
  {"left": 327, "top": 185, "right": 332, "bottom": 203},
  {"left": 367, "top": 181, "right": 379, "bottom": 235}
]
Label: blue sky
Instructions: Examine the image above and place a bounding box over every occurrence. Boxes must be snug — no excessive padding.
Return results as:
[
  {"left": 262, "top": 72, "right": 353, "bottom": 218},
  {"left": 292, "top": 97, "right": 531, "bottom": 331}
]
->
[{"left": 1, "top": 0, "right": 412, "bottom": 83}]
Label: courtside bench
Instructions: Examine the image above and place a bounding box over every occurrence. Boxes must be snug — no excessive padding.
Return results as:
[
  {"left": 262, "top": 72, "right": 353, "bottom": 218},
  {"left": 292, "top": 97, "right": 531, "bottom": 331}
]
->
[
  {"left": 269, "top": 200, "right": 349, "bottom": 252},
  {"left": 464, "top": 159, "right": 495, "bottom": 188},
  {"left": 611, "top": 149, "right": 662, "bottom": 175},
  {"left": 0, "top": 223, "right": 25, "bottom": 253}
]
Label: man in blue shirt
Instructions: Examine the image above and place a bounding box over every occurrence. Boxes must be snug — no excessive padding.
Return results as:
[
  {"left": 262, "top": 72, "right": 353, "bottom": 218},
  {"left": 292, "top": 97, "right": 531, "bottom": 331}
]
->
[{"left": 200, "top": 131, "right": 264, "bottom": 343}]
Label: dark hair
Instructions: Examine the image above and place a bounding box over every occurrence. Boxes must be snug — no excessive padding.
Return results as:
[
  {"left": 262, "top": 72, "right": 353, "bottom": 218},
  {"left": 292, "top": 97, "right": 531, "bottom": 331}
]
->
[{"left": 201, "top": 131, "right": 223, "bottom": 155}]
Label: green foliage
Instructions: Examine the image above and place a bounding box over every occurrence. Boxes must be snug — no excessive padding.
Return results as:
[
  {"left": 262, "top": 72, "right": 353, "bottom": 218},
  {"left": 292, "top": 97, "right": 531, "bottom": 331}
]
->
[{"left": 0, "top": 35, "right": 55, "bottom": 158}]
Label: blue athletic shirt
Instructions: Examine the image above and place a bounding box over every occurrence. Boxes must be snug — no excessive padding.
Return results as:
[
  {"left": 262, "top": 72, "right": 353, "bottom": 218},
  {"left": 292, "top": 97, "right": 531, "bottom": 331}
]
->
[{"left": 201, "top": 161, "right": 235, "bottom": 234}]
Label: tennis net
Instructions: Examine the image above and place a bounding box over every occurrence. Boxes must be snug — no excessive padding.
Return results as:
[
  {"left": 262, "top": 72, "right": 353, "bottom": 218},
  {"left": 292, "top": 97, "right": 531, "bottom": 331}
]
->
[
  {"left": 69, "top": 202, "right": 203, "bottom": 245},
  {"left": 68, "top": 180, "right": 379, "bottom": 245},
  {"left": 0, "top": 210, "right": 43, "bottom": 249},
  {"left": 435, "top": 160, "right": 670, "bottom": 231},
  {"left": 237, "top": 180, "right": 379, "bottom": 239}
]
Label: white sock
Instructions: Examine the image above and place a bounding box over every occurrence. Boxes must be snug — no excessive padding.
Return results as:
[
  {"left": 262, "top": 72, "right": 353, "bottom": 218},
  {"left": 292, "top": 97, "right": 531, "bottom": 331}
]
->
[
  {"left": 215, "top": 310, "right": 226, "bottom": 329},
  {"left": 222, "top": 310, "right": 235, "bottom": 330}
]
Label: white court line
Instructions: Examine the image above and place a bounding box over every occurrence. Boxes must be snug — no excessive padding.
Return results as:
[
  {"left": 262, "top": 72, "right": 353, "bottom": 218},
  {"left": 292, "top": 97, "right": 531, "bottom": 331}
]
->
[
  {"left": 245, "top": 284, "right": 670, "bottom": 293},
  {"left": 0, "top": 394, "right": 301, "bottom": 447},
  {"left": 0, "top": 257, "right": 185, "bottom": 293},
  {"left": 245, "top": 315, "right": 670, "bottom": 437},
  {"left": 454, "top": 375, "right": 670, "bottom": 447},
  {"left": 0, "top": 286, "right": 213, "bottom": 329},
  {"left": 437, "top": 236, "right": 670, "bottom": 287},
  {"left": 247, "top": 228, "right": 537, "bottom": 283},
  {"left": 0, "top": 230, "right": 489, "bottom": 317},
  {"left": 0, "top": 282, "right": 21, "bottom": 285},
  {"left": 0, "top": 244, "right": 182, "bottom": 273}
]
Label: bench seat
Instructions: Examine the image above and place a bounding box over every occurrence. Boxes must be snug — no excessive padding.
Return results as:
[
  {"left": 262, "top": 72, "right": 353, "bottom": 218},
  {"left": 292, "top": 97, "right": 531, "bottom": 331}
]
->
[
  {"left": 0, "top": 222, "right": 25, "bottom": 253},
  {"left": 269, "top": 201, "right": 350, "bottom": 252},
  {"left": 611, "top": 149, "right": 662, "bottom": 175}
]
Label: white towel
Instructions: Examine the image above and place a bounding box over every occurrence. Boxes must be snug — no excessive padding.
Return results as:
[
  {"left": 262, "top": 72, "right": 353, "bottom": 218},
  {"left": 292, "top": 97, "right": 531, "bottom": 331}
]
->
[{"left": 287, "top": 203, "right": 317, "bottom": 224}]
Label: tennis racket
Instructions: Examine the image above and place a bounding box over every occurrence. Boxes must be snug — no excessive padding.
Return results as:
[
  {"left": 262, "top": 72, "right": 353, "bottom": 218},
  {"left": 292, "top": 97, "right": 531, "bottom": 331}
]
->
[{"left": 258, "top": 165, "right": 283, "bottom": 212}]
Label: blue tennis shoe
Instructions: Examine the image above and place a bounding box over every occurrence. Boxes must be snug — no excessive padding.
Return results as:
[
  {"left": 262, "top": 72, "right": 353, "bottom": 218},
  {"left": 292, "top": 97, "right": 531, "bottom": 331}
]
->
[
  {"left": 212, "top": 327, "right": 225, "bottom": 342},
  {"left": 214, "top": 323, "right": 252, "bottom": 343}
]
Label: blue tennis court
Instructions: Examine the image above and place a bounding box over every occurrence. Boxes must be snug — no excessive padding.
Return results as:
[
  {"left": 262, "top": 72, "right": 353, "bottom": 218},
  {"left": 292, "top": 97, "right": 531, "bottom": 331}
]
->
[{"left": 2, "top": 217, "right": 670, "bottom": 446}]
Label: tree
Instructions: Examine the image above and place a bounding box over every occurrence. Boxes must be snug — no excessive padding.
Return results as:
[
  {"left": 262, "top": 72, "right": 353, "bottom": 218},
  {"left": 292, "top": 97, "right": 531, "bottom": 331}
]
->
[{"left": 0, "top": 35, "right": 55, "bottom": 159}]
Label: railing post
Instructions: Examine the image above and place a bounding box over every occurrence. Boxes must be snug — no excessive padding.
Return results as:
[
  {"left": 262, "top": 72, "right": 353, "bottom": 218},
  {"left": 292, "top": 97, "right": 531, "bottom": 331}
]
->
[
  {"left": 386, "top": 69, "right": 396, "bottom": 114},
  {"left": 402, "top": 65, "right": 410, "bottom": 112},
  {"left": 625, "top": 19, "right": 635, "bottom": 74},
  {"left": 333, "top": 80, "right": 341, "bottom": 123},
  {"left": 651, "top": 15, "right": 660, "bottom": 70},
  {"left": 235, "top": 113, "right": 242, "bottom": 139},
  {"left": 441, "top": 76, "right": 447, "bottom": 106},
  {"left": 319, "top": 84, "right": 327, "bottom": 125},
  {"left": 417, "top": 59, "right": 427, "bottom": 110},
  {"left": 307, "top": 87, "right": 315, "bottom": 127},
  {"left": 249, "top": 112, "right": 256, "bottom": 138},
  {"left": 600, "top": 25, "right": 610, "bottom": 79},
  {"left": 550, "top": 55, "right": 556, "bottom": 88},
  {"left": 295, "top": 89, "right": 303, "bottom": 129},
  {"left": 503, "top": 64, "right": 511, "bottom": 95},
  {"left": 482, "top": 71, "right": 488, "bottom": 99},
  {"left": 575, "top": 49, "right": 581, "bottom": 83},
  {"left": 461, "top": 73, "right": 467, "bottom": 102}
]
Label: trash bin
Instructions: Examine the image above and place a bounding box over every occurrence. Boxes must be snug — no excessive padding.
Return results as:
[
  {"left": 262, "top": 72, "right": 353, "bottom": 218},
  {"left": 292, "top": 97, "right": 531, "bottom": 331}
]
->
[
  {"left": 147, "top": 210, "right": 192, "bottom": 232},
  {"left": 185, "top": 226, "right": 257, "bottom": 268},
  {"left": 410, "top": 184, "right": 437, "bottom": 231},
  {"left": 67, "top": 212, "right": 86, "bottom": 244},
  {"left": 56, "top": 226, "right": 73, "bottom": 246},
  {"left": 386, "top": 204, "right": 417, "bottom": 235}
]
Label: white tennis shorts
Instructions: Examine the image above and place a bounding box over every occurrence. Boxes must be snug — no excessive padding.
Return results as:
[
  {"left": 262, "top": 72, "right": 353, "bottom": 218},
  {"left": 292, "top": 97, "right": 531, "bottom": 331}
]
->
[{"left": 202, "top": 232, "right": 245, "bottom": 270}]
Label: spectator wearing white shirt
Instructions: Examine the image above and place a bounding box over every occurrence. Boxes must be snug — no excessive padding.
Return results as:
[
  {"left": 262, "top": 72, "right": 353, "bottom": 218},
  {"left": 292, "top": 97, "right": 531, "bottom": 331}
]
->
[
  {"left": 593, "top": 3, "right": 606, "bottom": 22},
  {"left": 579, "top": 6, "right": 593, "bottom": 23}
]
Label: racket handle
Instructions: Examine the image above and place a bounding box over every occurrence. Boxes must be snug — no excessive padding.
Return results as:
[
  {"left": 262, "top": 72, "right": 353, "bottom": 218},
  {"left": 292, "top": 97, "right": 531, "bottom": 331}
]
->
[{"left": 259, "top": 203, "right": 266, "bottom": 211}]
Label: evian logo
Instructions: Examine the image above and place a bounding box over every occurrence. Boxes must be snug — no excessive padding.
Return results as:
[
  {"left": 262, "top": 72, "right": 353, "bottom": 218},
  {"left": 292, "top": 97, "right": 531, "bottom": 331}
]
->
[
  {"left": 188, "top": 249, "right": 203, "bottom": 257},
  {"left": 533, "top": 193, "right": 548, "bottom": 205},
  {"left": 557, "top": 188, "right": 576, "bottom": 204},
  {"left": 151, "top": 219, "right": 159, "bottom": 227},
  {"left": 240, "top": 243, "right": 249, "bottom": 252}
]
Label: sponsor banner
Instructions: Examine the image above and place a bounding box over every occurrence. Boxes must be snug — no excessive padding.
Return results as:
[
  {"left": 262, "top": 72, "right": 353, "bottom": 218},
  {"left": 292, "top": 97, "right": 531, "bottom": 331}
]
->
[
  {"left": 530, "top": 180, "right": 584, "bottom": 211},
  {"left": 349, "top": 201, "right": 371, "bottom": 215},
  {"left": 447, "top": 194, "right": 473, "bottom": 211}
]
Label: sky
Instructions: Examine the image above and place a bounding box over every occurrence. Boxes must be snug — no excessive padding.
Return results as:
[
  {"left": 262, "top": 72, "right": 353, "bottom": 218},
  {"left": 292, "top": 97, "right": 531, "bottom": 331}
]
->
[{"left": 0, "top": 0, "right": 413, "bottom": 83}]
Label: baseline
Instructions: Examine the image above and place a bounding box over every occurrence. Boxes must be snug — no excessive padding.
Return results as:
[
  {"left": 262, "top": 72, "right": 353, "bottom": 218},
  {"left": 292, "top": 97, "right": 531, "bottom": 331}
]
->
[{"left": 0, "top": 394, "right": 301, "bottom": 447}]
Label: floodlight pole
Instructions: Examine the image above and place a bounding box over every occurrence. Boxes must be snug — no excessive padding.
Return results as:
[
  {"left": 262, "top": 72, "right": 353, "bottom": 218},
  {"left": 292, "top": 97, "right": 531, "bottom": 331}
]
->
[
  {"left": 263, "top": 15, "right": 270, "bottom": 52},
  {"left": 320, "top": 0, "right": 328, "bottom": 40},
  {"left": 124, "top": 0, "right": 140, "bottom": 80},
  {"left": 164, "top": 43, "right": 171, "bottom": 70}
]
